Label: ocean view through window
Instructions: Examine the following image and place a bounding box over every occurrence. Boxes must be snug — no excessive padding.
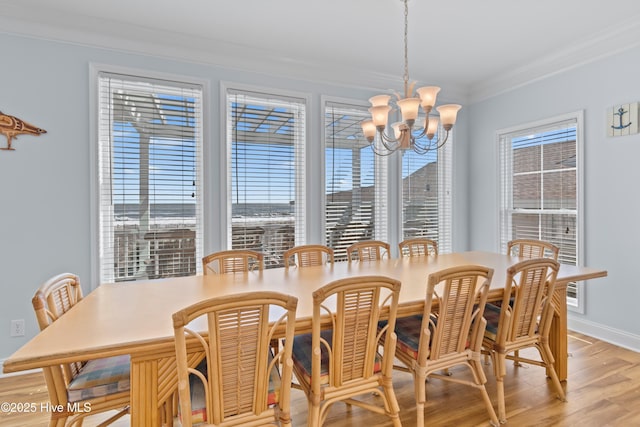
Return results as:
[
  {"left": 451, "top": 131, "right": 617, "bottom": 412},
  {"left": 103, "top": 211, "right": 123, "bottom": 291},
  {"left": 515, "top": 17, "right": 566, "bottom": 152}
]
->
[
  {"left": 226, "top": 88, "right": 306, "bottom": 267},
  {"left": 97, "top": 72, "right": 203, "bottom": 282}
]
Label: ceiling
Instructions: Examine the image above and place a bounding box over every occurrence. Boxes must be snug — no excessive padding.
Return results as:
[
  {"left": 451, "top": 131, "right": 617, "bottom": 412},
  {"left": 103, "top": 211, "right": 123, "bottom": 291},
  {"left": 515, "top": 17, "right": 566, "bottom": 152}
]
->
[{"left": 2, "top": 0, "right": 640, "bottom": 103}]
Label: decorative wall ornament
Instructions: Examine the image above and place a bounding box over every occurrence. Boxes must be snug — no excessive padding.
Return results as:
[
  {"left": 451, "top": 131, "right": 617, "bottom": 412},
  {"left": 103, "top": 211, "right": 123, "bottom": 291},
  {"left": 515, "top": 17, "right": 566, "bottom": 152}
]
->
[
  {"left": 0, "top": 111, "right": 47, "bottom": 150},
  {"left": 607, "top": 102, "right": 639, "bottom": 137}
]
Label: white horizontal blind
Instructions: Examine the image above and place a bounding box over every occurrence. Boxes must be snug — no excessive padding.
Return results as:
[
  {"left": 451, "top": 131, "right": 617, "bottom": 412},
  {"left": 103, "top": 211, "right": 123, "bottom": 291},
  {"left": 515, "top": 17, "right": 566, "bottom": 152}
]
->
[
  {"left": 499, "top": 116, "right": 580, "bottom": 300},
  {"left": 324, "top": 101, "right": 388, "bottom": 261},
  {"left": 227, "top": 89, "right": 306, "bottom": 268},
  {"left": 401, "top": 126, "right": 452, "bottom": 253},
  {"left": 98, "top": 73, "right": 203, "bottom": 282}
]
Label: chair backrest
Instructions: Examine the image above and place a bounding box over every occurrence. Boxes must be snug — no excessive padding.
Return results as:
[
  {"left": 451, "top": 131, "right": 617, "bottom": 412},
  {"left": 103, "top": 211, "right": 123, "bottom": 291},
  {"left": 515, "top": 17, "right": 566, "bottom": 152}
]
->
[
  {"left": 311, "top": 276, "right": 401, "bottom": 393},
  {"left": 173, "top": 291, "right": 298, "bottom": 427},
  {"left": 283, "top": 244, "right": 334, "bottom": 268},
  {"left": 495, "top": 258, "right": 560, "bottom": 348},
  {"left": 202, "top": 249, "right": 264, "bottom": 274},
  {"left": 346, "top": 240, "right": 390, "bottom": 262},
  {"left": 420, "top": 265, "right": 493, "bottom": 364},
  {"left": 32, "top": 273, "right": 85, "bottom": 381},
  {"left": 507, "top": 239, "right": 559, "bottom": 260},
  {"left": 398, "top": 238, "right": 438, "bottom": 257}
]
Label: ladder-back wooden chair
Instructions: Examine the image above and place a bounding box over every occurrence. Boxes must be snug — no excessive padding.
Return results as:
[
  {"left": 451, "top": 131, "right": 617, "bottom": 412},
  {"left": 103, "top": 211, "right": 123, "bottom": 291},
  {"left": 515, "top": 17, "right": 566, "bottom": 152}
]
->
[
  {"left": 202, "top": 249, "right": 264, "bottom": 274},
  {"left": 482, "top": 258, "right": 565, "bottom": 423},
  {"left": 283, "top": 244, "right": 334, "bottom": 268},
  {"left": 32, "top": 273, "right": 130, "bottom": 427},
  {"left": 346, "top": 240, "right": 390, "bottom": 262},
  {"left": 172, "top": 291, "right": 298, "bottom": 427},
  {"left": 507, "top": 239, "right": 559, "bottom": 260},
  {"left": 390, "top": 265, "right": 499, "bottom": 427},
  {"left": 291, "top": 275, "right": 402, "bottom": 427},
  {"left": 398, "top": 238, "right": 438, "bottom": 257}
]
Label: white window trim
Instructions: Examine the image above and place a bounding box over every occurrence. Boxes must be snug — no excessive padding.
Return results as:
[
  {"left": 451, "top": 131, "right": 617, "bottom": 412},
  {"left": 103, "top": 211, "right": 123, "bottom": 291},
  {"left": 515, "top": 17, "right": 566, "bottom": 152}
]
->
[
  {"left": 495, "top": 110, "right": 585, "bottom": 313},
  {"left": 89, "top": 63, "right": 209, "bottom": 289}
]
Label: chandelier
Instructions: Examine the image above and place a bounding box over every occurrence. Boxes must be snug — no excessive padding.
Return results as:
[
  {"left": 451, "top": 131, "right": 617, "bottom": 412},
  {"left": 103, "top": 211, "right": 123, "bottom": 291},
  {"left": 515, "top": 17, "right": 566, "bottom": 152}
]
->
[{"left": 360, "top": 0, "right": 461, "bottom": 156}]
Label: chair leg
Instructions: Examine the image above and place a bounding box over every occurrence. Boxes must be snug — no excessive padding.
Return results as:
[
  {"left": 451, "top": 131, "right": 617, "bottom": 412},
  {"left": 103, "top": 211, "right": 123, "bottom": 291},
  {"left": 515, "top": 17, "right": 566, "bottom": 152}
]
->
[
  {"left": 539, "top": 344, "right": 567, "bottom": 401},
  {"left": 414, "top": 372, "right": 426, "bottom": 427},
  {"left": 493, "top": 352, "right": 508, "bottom": 423},
  {"left": 382, "top": 378, "right": 402, "bottom": 427}
]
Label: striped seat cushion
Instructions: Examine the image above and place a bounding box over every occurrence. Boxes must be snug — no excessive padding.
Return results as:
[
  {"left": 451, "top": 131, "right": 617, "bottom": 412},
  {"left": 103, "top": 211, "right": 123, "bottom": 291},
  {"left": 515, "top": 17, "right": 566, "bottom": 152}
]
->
[
  {"left": 67, "top": 354, "right": 130, "bottom": 401},
  {"left": 291, "top": 329, "right": 382, "bottom": 385},
  {"left": 381, "top": 315, "right": 429, "bottom": 359},
  {"left": 483, "top": 302, "right": 504, "bottom": 341},
  {"left": 184, "top": 354, "right": 282, "bottom": 424}
]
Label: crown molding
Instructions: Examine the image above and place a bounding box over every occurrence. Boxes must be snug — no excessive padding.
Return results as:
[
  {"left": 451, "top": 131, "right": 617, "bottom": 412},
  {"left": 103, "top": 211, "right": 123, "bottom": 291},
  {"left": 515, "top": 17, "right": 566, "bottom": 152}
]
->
[{"left": 468, "top": 18, "right": 640, "bottom": 104}]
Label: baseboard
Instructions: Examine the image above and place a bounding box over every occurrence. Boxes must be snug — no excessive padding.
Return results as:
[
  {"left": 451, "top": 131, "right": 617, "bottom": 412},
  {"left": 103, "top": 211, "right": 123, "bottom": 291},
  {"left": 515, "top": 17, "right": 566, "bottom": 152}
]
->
[
  {"left": 0, "top": 359, "right": 41, "bottom": 379},
  {"left": 568, "top": 316, "right": 640, "bottom": 352}
]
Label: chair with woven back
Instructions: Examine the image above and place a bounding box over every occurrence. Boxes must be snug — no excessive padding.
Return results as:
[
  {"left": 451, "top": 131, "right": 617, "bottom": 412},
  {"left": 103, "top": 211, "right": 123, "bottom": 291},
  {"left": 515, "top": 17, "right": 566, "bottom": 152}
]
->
[
  {"left": 482, "top": 258, "right": 565, "bottom": 423},
  {"left": 346, "top": 240, "right": 390, "bottom": 262},
  {"left": 504, "top": 238, "right": 559, "bottom": 366},
  {"left": 507, "top": 238, "right": 559, "bottom": 260},
  {"left": 202, "top": 249, "right": 264, "bottom": 274},
  {"left": 398, "top": 238, "right": 438, "bottom": 257},
  {"left": 291, "top": 276, "right": 403, "bottom": 427},
  {"left": 172, "top": 291, "right": 298, "bottom": 427},
  {"left": 32, "top": 273, "right": 130, "bottom": 427},
  {"left": 283, "top": 244, "right": 334, "bottom": 268},
  {"left": 389, "top": 265, "right": 499, "bottom": 427}
]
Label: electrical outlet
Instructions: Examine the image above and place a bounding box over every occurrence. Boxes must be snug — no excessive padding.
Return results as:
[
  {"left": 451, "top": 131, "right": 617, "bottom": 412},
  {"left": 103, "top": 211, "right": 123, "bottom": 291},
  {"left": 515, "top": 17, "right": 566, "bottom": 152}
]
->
[{"left": 10, "top": 319, "right": 25, "bottom": 337}]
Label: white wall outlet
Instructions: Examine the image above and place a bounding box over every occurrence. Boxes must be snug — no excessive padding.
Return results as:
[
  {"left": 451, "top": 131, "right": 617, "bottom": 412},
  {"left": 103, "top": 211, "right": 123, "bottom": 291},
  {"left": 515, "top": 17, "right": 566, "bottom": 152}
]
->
[{"left": 10, "top": 319, "right": 25, "bottom": 337}]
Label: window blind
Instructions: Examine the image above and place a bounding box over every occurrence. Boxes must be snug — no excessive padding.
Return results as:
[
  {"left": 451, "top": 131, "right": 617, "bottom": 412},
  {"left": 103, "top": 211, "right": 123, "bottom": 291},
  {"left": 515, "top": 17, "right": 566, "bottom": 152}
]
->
[
  {"left": 98, "top": 72, "right": 203, "bottom": 282},
  {"left": 499, "top": 116, "right": 581, "bottom": 302},
  {"left": 401, "top": 127, "right": 452, "bottom": 253},
  {"left": 226, "top": 89, "right": 306, "bottom": 268},
  {"left": 324, "top": 101, "right": 388, "bottom": 261}
]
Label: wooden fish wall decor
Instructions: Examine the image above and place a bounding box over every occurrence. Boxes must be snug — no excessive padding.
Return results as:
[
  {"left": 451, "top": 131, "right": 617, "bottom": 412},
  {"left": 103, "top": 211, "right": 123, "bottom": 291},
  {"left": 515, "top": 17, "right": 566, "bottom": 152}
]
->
[{"left": 0, "top": 111, "right": 47, "bottom": 150}]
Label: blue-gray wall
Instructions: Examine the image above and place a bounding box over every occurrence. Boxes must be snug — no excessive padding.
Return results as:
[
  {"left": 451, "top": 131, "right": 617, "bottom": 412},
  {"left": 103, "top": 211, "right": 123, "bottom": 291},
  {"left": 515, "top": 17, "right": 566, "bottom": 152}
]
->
[{"left": 468, "top": 45, "right": 640, "bottom": 349}]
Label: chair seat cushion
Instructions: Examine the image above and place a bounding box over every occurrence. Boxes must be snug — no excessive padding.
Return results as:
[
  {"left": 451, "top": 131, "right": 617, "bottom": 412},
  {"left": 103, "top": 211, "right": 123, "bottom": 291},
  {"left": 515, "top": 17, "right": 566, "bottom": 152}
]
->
[
  {"left": 483, "top": 302, "right": 501, "bottom": 341},
  {"left": 384, "top": 315, "right": 429, "bottom": 359},
  {"left": 291, "top": 329, "right": 382, "bottom": 386},
  {"left": 67, "top": 354, "right": 130, "bottom": 401},
  {"left": 184, "top": 354, "right": 281, "bottom": 424}
]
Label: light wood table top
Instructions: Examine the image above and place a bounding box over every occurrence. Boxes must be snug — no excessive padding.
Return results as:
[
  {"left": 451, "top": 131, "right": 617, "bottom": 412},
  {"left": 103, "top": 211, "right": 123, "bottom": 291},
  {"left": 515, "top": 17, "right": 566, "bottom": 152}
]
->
[
  {"left": 3, "top": 251, "right": 606, "bottom": 374},
  {"left": 2, "top": 251, "right": 607, "bottom": 426}
]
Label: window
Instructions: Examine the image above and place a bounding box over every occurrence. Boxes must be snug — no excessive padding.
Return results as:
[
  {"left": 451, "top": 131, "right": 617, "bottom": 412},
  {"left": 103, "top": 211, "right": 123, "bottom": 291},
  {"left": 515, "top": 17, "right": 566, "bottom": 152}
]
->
[
  {"left": 97, "top": 72, "right": 203, "bottom": 283},
  {"left": 498, "top": 112, "right": 584, "bottom": 311},
  {"left": 226, "top": 88, "right": 306, "bottom": 268},
  {"left": 324, "top": 100, "right": 388, "bottom": 261},
  {"left": 401, "top": 129, "right": 452, "bottom": 253}
]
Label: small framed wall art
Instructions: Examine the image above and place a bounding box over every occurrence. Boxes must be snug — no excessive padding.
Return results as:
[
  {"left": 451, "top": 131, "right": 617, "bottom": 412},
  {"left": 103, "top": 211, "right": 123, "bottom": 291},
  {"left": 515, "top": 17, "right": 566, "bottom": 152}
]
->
[{"left": 607, "top": 102, "right": 639, "bottom": 137}]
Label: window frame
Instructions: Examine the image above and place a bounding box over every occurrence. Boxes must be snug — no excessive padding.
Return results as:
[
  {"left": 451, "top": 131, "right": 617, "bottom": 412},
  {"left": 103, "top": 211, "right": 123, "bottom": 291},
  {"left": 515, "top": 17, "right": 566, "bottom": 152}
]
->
[
  {"left": 322, "top": 96, "right": 389, "bottom": 261},
  {"left": 497, "top": 111, "right": 585, "bottom": 312},
  {"left": 221, "top": 82, "right": 310, "bottom": 266},
  {"left": 90, "top": 64, "right": 207, "bottom": 288}
]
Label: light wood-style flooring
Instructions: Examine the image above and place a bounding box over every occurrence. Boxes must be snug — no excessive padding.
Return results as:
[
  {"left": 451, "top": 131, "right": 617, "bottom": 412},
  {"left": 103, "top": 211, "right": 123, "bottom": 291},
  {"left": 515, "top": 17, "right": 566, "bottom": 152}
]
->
[{"left": 1, "top": 331, "right": 639, "bottom": 426}]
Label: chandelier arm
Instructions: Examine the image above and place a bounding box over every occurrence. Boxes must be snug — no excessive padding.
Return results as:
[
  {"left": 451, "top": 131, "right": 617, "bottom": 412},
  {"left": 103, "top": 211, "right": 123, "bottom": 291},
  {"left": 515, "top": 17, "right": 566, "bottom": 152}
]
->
[
  {"left": 369, "top": 140, "right": 397, "bottom": 157},
  {"left": 378, "top": 129, "right": 402, "bottom": 145}
]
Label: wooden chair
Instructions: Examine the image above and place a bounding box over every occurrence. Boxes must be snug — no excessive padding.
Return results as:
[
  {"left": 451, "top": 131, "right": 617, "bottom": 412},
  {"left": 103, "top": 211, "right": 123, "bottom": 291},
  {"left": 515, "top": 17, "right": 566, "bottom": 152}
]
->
[
  {"left": 507, "top": 238, "right": 559, "bottom": 260},
  {"left": 172, "top": 291, "right": 298, "bottom": 427},
  {"left": 482, "top": 258, "right": 565, "bottom": 423},
  {"left": 283, "top": 244, "right": 334, "bottom": 268},
  {"left": 346, "top": 240, "right": 390, "bottom": 262},
  {"left": 390, "top": 265, "right": 499, "bottom": 427},
  {"left": 505, "top": 238, "right": 559, "bottom": 366},
  {"left": 398, "top": 238, "right": 438, "bottom": 257},
  {"left": 291, "top": 276, "right": 402, "bottom": 427},
  {"left": 32, "top": 273, "right": 130, "bottom": 427},
  {"left": 202, "top": 249, "right": 264, "bottom": 274}
]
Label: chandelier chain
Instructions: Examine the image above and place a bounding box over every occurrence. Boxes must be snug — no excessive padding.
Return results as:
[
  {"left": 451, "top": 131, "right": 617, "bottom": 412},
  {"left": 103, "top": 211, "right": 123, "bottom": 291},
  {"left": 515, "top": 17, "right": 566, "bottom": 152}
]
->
[{"left": 403, "top": 0, "right": 409, "bottom": 97}]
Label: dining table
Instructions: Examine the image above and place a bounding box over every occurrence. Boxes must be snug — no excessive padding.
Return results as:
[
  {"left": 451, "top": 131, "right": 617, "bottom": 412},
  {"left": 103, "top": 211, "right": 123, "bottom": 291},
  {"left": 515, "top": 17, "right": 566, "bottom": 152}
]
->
[{"left": 2, "top": 251, "right": 607, "bottom": 426}]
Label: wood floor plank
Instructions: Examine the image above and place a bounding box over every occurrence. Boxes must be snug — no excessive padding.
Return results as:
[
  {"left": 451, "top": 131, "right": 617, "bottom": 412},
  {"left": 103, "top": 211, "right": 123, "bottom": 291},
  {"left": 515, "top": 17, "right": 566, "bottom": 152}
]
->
[{"left": 1, "top": 332, "right": 639, "bottom": 426}]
